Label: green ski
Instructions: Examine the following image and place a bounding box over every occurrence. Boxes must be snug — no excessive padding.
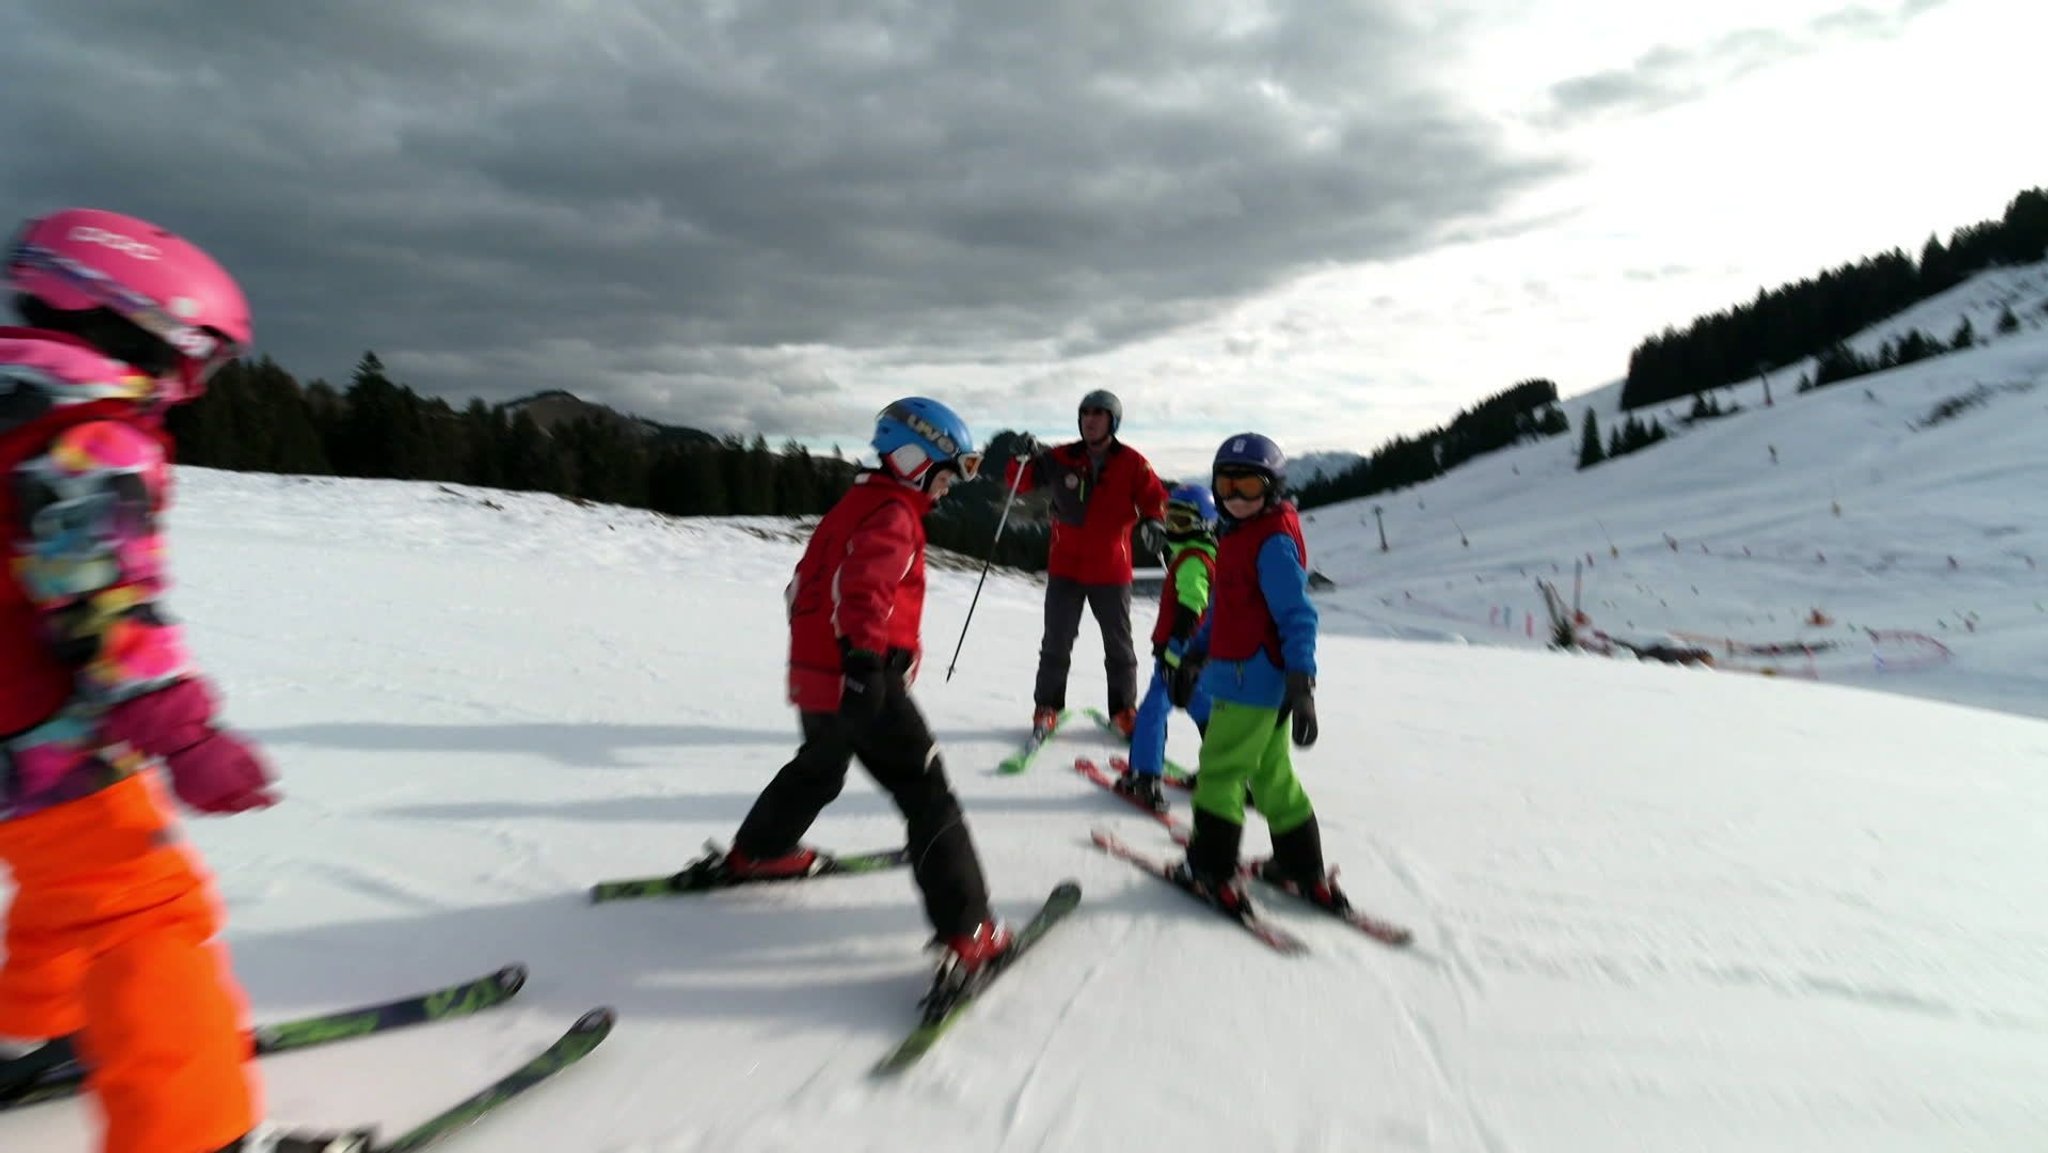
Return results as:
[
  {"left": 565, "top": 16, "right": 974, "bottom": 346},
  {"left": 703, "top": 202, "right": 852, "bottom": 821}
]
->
[
  {"left": 997, "top": 709, "right": 1072, "bottom": 774},
  {"left": 873, "top": 881, "right": 1082, "bottom": 1075},
  {"left": 589, "top": 844, "right": 910, "bottom": 903}
]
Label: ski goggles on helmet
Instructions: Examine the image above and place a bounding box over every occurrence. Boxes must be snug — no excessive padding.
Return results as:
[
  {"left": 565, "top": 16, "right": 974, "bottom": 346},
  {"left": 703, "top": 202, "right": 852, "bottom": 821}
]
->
[
  {"left": 942, "top": 451, "right": 984, "bottom": 481},
  {"left": 1165, "top": 503, "right": 1209, "bottom": 532},
  {"left": 886, "top": 444, "right": 983, "bottom": 485},
  {"left": 1212, "top": 471, "right": 1271, "bottom": 502}
]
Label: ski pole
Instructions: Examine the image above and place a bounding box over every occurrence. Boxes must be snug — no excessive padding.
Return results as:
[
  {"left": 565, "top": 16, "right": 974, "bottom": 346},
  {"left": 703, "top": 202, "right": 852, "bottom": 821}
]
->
[{"left": 945, "top": 452, "right": 1031, "bottom": 681}]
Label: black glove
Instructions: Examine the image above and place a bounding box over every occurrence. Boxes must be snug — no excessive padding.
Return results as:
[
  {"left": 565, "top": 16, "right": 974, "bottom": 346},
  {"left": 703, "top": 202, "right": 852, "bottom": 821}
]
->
[
  {"left": 1137, "top": 518, "right": 1167, "bottom": 561},
  {"left": 1278, "top": 671, "right": 1317, "bottom": 748},
  {"left": 839, "top": 647, "right": 887, "bottom": 733},
  {"left": 1016, "top": 433, "right": 1049, "bottom": 463},
  {"left": 1167, "top": 650, "right": 1205, "bottom": 709}
]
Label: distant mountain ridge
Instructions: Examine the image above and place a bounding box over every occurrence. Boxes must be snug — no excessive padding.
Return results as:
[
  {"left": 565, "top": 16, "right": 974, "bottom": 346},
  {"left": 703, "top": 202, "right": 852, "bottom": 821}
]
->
[
  {"left": 1291, "top": 450, "right": 1367, "bottom": 485},
  {"left": 505, "top": 388, "right": 719, "bottom": 445}
]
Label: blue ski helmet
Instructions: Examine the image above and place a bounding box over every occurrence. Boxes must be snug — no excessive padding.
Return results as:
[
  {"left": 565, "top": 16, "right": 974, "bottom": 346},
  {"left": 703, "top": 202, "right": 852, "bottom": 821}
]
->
[
  {"left": 1077, "top": 388, "right": 1122, "bottom": 435},
  {"left": 1165, "top": 483, "right": 1217, "bottom": 536},
  {"left": 873, "top": 397, "right": 982, "bottom": 490},
  {"left": 1213, "top": 432, "right": 1286, "bottom": 487},
  {"left": 1212, "top": 432, "right": 1286, "bottom": 520}
]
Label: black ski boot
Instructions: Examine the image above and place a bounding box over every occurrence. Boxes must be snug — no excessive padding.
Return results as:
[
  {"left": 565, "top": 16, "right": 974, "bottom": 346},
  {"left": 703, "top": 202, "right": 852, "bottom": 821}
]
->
[
  {"left": 1113, "top": 769, "right": 1168, "bottom": 814},
  {"left": 1176, "top": 807, "right": 1255, "bottom": 915},
  {"left": 1261, "top": 815, "right": 1351, "bottom": 912}
]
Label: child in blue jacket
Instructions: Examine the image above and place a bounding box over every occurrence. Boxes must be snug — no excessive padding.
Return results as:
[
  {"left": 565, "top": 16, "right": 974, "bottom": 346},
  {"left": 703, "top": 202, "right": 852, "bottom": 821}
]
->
[{"left": 1167, "top": 433, "right": 1347, "bottom": 914}]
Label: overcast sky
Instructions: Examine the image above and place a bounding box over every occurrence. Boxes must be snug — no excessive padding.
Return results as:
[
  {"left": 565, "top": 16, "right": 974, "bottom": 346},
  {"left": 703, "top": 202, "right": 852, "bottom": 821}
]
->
[{"left": 1, "top": 0, "right": 2032, "bottom": 476}]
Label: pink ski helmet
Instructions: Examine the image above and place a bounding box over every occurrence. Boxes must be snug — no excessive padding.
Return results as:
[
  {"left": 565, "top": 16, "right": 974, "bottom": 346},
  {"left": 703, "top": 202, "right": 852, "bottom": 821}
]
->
[{"left": 6, "top": 208, "right": 251, "bottom": 403}]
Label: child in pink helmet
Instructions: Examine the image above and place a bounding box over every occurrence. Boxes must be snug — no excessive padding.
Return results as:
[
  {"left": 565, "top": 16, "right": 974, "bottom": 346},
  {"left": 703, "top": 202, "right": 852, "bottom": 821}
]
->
[{"left": 0, "top": 209, "right": 361, "bottom": 1152}]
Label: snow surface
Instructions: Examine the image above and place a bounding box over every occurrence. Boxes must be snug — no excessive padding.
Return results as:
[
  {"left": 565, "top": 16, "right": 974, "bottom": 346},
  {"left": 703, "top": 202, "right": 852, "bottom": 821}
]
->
[{"left": 8, "top": 263, "right": 2048, "bottom": 1150}]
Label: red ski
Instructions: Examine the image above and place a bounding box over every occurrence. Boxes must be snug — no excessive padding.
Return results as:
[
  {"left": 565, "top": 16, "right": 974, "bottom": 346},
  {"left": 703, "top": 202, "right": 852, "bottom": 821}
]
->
[
  {"left": 1073, "top": 757, "right": 1177, "bottom": 827},
  {"left": 1107, "top": 754, "right": 1195, "bottom": 791},
  {"left": 1240, "top": 858, "right": 1414, "bottom": 947},
  {"left": 1090, "top": 828, "right": 1308, "bottom": 955}
]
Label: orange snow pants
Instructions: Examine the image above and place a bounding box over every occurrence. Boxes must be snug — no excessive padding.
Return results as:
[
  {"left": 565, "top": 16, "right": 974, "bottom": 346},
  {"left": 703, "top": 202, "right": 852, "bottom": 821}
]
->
[{"left": 0, "top": 773, "right": 258, "bottom": 1153}]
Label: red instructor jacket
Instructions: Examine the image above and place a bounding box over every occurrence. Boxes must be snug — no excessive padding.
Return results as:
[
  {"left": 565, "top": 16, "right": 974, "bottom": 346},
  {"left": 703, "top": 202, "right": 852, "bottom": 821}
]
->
[{"left": 1003, "top": 439, "right": 1167, "bottom": 585}]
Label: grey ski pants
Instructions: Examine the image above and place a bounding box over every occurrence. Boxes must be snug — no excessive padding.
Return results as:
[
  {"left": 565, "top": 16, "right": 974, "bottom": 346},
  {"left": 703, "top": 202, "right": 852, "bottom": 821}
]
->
[{"left": 1033, "top": 577, "right": 1138, "bottom": 714}]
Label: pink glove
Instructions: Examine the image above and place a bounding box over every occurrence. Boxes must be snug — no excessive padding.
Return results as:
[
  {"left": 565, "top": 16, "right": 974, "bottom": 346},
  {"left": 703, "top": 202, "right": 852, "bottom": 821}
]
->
[{"left": 102, "top": 678, "right": 277, "bottom": 813}]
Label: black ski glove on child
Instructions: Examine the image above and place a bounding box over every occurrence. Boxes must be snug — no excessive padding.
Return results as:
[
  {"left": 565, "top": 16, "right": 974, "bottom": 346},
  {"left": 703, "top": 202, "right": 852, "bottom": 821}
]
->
[
  {"left": 1278, "top": 671, "right": 1317, "bottom": 748},
  {"left": 1167, "top": 652, "right": 1205, "bottom": 709},
  {"left": 839, "top": 647, "right": 888, "bottom": 733}
]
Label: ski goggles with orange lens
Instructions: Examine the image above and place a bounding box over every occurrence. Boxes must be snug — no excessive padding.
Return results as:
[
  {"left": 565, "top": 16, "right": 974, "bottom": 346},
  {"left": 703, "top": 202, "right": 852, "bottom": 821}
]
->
[
  {"left": 1212, "top": 471, "right": 1271, "bottom": 502},
  {"left": 949, "top": 452, "right": 984, "bottom": 481}
]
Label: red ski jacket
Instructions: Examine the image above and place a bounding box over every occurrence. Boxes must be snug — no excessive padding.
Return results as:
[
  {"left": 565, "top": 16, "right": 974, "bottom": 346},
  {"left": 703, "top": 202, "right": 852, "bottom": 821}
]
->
[
  {"left": 1208, "top": 503, "right": 1310, "bottom": 669},
  {"left": 1003, "top": 439, "right": 1167, "bottom": 585},
  {"left": 1148, "top": 541, "right": 1216, "bottom": 651},
  {"left": 784, "top": 472, "right": 933, "bottom": 711}
]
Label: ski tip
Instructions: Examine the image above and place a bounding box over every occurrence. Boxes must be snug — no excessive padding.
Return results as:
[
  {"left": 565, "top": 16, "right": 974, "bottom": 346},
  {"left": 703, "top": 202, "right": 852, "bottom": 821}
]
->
[
  {"left": 572, "top": 1007, "right": 619, "bottom": 1034},
  {"left": 1049, "top": 879, "right": 1083, "bottom": 902},
  {"left": 495, "top": 964, "right": 530, "bottom": 994}
]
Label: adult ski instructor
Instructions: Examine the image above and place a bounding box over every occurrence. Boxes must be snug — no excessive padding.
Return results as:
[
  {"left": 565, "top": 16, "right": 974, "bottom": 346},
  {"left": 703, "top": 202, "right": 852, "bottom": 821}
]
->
[{"left": 1004, "top": 390, "right": 1168, "bottom": 740}]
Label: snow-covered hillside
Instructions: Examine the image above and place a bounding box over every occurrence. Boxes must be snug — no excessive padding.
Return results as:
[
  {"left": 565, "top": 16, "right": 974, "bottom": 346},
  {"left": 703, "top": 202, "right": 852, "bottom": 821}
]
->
[
  {"left": 1310, "top": 258, "right": 2048, "bottom": 720},
  {"left": 5, "top": 450, "right": 2043, "bottom": 1149}
]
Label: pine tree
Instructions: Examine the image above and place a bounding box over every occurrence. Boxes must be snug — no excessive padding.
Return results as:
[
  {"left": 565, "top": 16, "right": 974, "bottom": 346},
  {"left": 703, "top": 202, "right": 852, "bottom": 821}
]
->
[
  {"left": 501, "top": 410, "right": 567, "bottom": 493},
  {"left": 1577, "top": 409, "right": 1605, "bottom": 469}
]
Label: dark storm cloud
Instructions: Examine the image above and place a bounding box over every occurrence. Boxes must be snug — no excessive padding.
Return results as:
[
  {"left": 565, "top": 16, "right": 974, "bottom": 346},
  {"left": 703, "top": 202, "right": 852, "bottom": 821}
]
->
[
  {"left": 0, "top": 1, "right": 1556, "bottom": 432},
  {"left": 1541, "top": 2, "right": 1950, "bottom": 127}
]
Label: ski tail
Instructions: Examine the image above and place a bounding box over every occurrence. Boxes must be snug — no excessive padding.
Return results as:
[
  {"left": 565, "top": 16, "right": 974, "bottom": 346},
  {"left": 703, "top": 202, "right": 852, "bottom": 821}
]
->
[
  {"left": 373, "top": 1007, "right": 615, "bottom": 1153},
  {"left": 256, "top": 964, "right": 529, "bottom": 1055}
]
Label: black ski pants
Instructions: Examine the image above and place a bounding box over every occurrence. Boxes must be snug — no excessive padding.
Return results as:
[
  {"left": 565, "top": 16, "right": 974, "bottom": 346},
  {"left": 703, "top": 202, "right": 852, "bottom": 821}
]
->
[
  {"left": 734, "top": 683, "right": 992, "bottom": 938},
  {"left": 1033, "top": 577, "right": 1138, "bottom": 714}
]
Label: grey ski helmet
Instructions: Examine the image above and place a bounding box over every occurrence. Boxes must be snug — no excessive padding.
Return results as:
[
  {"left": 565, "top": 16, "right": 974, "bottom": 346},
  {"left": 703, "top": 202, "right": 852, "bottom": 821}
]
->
[{"left": 1078, "top": 388, "right": 1122, "bottom": 435}]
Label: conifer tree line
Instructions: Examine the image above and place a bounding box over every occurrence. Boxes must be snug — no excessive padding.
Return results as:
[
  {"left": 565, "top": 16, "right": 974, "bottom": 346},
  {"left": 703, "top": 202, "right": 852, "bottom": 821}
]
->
[
  {"left": 1621, "top": 187, "right": 2048, "bottom": 409},
  {"left": 167, "top": 352, "right": 862, "bottom": 517},
  {"left": 1574, "top": 409, "right": 1668, "bottom": 470},
  {"left": 165, "top": 351, "right": 1057, "bottom": 567},
  {"left": 1797, "top": 303, "right": 2028, "bottom": 394},
  {"left": 1293, "top": 379, "right": 1569, "bottom": 509}
]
